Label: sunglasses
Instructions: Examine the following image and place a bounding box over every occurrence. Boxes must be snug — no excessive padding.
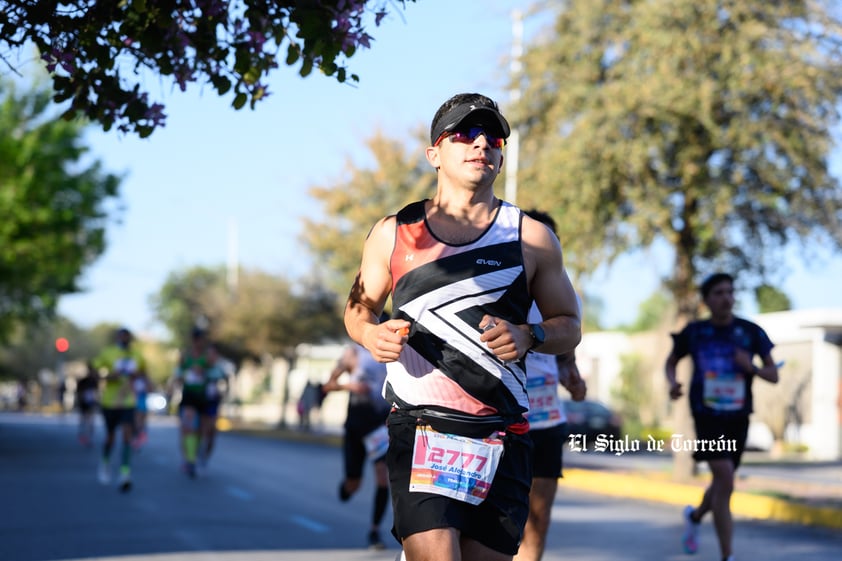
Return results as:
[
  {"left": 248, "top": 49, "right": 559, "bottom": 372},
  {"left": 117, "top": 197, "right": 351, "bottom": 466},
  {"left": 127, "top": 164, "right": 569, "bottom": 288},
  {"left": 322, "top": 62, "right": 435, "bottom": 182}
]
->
[{"left": 434, "top": 126, "right": 506, "bottom": 149}]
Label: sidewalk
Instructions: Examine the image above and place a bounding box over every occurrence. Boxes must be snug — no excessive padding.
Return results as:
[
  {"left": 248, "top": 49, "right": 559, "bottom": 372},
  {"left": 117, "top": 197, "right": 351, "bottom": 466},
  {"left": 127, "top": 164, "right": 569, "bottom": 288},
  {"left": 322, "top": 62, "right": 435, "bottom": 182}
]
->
[
  {"left": 561, "top": 467, "right": 842, "bottom": 531},
  {"left": 224, "top": 419, "right": 842, "bottom": 532}
]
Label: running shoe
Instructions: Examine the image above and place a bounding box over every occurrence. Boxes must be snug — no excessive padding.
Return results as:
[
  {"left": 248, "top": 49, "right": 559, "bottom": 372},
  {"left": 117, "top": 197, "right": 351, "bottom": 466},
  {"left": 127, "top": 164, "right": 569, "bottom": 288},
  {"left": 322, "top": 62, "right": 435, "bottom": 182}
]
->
[
  {"left": 682, "top": 505, "right": 699, "bottom": 554},
  {"left": 368, "top": 530, "right": 386, "bottom": 550},
  {"left": 97, "top": 461, "right": 111, "bottom": 485},
  {"left": 185, "top": 462, "right": 197, "bottom": 479},
  {"left": 118, "top": 468, "right": 132, "bottom": 493},
  {"left": 338, "top": 481, "right": 351, "bottom": 502}
]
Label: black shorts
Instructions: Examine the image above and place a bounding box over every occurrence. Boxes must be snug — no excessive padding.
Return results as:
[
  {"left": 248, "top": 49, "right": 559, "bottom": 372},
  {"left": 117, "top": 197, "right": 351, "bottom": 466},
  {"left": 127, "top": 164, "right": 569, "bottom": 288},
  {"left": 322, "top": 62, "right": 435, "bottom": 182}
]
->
[
  {"left": 78, "top": 402, "right": 97, "bottom": 414},
  {"left": 204, "top": 399, "right": 222, "bottom": 417},
  {"left": 344, "top": 404, "right": 389, "bottom": 478},
  {"left": 692, "top": 413, "right": 749, "bottom": 468},
  {"left": 180, "top": 389, "right": 207, "bottom": 413},
  {"left": 530, "top": 423, "right": 565, "bottom": 478},
  {"left": 101, "top": 407, "right": 134, "bottom": 433},
  {"left": 386, "top": 411, "right": 532, "bottom": 555}
]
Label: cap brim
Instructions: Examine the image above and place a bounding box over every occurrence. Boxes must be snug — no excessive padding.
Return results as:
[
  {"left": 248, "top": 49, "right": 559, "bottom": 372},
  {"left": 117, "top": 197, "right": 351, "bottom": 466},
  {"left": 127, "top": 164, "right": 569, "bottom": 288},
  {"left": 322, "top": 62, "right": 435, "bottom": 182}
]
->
[{"left": 432, "top": 105, "right": 511, "bottom": 144}]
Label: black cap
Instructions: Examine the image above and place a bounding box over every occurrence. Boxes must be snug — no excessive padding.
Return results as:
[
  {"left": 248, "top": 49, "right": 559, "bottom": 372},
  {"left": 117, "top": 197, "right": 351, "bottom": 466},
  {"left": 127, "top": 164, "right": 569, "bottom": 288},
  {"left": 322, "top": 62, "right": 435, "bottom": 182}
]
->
[
  {"left": 191, "top": 326, "right": 207, "bottom": 339},
  {"left": 430, "top": 97, "right": 511, "bottom": 145}
]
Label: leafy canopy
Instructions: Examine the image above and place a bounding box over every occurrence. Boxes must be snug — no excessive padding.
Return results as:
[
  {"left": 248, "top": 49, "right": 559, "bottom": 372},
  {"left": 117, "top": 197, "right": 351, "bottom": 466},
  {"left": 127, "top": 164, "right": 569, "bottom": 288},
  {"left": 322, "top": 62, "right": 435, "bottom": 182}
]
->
[
  {"left": 512, "top": 0, "right": 842, "bottom": 319},
  {"left": 149, "top": 265, "right": 346, "bottom": 361},
  {"left": 302, "top": 127, "right": 435, "bottom": 298},
  {"left": 1, "top": 1, "right": 411, "bottom": 137},
  {"left": 0, "top": 78, "right": 121, "bottom": 343}
]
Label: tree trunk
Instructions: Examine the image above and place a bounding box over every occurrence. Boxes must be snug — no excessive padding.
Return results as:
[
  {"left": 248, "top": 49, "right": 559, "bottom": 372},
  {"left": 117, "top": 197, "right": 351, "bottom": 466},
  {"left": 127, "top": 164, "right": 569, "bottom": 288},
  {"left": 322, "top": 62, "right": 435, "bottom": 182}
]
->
[
  {"left": 671, "top": 359, "right": 697, "bottom": 482},
  {"left": 670, "top": 221, "right": 699, "bottom": 482}
]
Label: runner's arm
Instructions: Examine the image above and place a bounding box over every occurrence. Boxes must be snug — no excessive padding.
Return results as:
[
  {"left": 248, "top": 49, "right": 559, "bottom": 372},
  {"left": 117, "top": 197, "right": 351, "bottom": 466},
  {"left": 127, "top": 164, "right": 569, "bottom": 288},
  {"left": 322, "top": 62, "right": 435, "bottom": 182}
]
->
[{"left": 344, "top": 216, "right": 410, "bottom": 363}]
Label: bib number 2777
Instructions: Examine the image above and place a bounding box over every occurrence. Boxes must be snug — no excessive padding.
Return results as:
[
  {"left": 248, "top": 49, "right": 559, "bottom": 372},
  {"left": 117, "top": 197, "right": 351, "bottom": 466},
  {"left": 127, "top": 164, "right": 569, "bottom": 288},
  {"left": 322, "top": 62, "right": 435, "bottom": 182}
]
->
[{"left": 408, "top": 426, "right": 504, "bottom": 505}]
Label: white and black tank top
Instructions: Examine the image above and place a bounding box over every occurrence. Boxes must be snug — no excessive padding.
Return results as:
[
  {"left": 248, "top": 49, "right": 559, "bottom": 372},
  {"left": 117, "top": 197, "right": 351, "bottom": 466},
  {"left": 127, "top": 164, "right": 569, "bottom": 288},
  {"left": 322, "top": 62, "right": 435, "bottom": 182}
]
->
[{"left": 385, "top": 199, "right": 532, "bottom": 418}]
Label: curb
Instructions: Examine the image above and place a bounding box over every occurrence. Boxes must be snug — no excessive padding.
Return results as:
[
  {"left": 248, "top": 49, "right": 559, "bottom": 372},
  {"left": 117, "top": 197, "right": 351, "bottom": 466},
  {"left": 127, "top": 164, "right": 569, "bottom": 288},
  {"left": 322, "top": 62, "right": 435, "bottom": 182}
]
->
[{"left": 562, "top": 468, "right": 842, "bottom": 531}]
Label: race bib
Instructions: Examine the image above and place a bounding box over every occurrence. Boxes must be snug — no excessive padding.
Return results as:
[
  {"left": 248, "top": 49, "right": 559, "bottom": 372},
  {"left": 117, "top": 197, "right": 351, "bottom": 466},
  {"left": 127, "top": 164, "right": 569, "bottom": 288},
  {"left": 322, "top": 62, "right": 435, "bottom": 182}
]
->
[
  {"left": 363, "top": 425, "right": 389, "bottom": 460},
  {"left": 206, "top": 383, "right": 219, "bottom": 399},
  {"left": 184, "top": 369, "right": 204, "bottom": 384},
  {"left": 409, "top": 426, "right": 504, "bottom": 505},
  {"left": 114, "top": 358, "right": 138, "bottom": 375},
  {"left": 525, "top": 374, "right": 563, "bottom": 427},
  {"left": 703, "top": 371, "right": 745, "bottom": 411}
]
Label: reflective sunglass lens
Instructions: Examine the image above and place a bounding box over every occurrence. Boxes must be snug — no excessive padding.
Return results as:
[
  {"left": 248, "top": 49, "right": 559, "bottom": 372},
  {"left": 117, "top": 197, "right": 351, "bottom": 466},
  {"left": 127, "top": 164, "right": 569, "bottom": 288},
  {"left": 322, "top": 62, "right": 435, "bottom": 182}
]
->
[{"left": 450, "top": 127, "right": 504, "bottom": 148}]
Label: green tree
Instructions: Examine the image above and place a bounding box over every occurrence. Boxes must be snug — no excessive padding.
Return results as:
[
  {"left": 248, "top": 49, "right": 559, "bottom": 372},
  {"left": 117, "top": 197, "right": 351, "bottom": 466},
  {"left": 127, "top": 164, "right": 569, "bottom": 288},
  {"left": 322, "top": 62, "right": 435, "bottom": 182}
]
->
[
  {"left": 611, "top": 353, "right": 649, "bottom": 440},
  {"left": 302, "top": 128, "right": 435, "bottom": 298},
  {"left": 2, "top": 1, "right": 413, "bottom": 137},
  {"left": 755, "top": 283, "right": 792, "bottom": 313},
  {"left": 149, "top": 265, "right": 345, "bottom": 361},
  {"left": 512, "top": 0, "right": 842, "bottom": 322},
  {"left": 0, "top": 79, "right": 121, "bottom": 343},
  {"left": 149, "top": 265, "right": 229, "bottom": 350},
  {"left": 0, "top": 317, "right": 114, "bottom": 384},
  {"left": 625, "top": 291, "right": 673, "bottom": 333},
  {"left": 511, "top": 0, "right": 842, "bottom": 481}
]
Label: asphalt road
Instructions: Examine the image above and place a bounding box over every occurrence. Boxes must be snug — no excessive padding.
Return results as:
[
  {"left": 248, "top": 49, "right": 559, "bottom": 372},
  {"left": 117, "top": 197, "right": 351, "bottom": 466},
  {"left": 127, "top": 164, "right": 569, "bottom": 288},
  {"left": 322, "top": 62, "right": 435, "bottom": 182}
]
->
[{"left": 1, "top": 412, "right": 839, "bottom": 561}]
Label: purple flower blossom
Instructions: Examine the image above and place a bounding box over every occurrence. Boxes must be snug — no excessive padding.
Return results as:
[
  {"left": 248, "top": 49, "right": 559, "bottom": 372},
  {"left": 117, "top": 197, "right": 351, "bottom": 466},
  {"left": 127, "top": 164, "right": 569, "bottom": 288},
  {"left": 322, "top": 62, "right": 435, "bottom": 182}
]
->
[
  {"left": 248, "top": 31, "right": 267, "bottom": 51},
  {"left": 145, "top": 103, "right": 166, "bottom": 127}
]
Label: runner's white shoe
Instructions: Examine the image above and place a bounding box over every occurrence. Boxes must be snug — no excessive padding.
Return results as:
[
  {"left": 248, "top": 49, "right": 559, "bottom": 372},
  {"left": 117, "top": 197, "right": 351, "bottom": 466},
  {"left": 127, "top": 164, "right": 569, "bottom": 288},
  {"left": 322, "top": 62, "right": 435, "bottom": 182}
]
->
[
  {"left": 682, "top": 505, "right": 699, "bottom": 554},
  {"left": 97, "top": 461, "right": 111, "bottom": 485}
]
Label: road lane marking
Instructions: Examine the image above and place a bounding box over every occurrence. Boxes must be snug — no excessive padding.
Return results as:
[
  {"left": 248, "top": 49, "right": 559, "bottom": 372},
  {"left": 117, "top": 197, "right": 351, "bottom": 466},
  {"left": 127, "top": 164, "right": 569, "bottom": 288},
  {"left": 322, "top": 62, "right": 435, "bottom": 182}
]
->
[
  {"left": 289, "top": 515, "right": 330, "bottom": 533},
  {"left": 226, "top": 486, "right": 254, "bottom": 500}
]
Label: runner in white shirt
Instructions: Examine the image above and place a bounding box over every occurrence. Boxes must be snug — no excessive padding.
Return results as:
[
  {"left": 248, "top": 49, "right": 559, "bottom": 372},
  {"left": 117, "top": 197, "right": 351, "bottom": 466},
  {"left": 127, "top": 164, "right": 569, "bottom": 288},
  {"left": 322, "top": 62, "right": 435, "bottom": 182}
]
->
[
  {"left": 322, "top": 343, "right": 391, "bottom": 550},
  {"left": 514, "top": 209, "right": 587, "bottom": 561}
]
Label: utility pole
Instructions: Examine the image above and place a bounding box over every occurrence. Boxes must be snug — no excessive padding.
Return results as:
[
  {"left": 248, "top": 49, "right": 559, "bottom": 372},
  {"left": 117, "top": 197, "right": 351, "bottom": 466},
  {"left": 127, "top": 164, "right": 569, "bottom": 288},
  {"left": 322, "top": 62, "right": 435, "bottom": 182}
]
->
[
  {"left": 227, "top": 217, "right": 239, "bottom": 299},
  {"left": 504, "top": 8, "right": 523, "bottom": 205}
]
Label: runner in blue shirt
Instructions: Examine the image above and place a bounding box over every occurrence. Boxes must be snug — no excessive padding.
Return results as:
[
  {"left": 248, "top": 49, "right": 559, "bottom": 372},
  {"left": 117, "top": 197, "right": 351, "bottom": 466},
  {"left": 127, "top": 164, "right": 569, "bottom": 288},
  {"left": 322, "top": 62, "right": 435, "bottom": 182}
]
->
[{"left": 665, "top": 272, "right": 780, "bottom": 561}]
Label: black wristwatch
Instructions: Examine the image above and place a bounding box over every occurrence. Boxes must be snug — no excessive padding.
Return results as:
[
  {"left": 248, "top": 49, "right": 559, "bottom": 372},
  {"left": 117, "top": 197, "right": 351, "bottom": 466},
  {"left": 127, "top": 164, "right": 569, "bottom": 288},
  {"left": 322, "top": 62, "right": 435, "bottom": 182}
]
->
[{"left": 528, "top": 323, "right": 546, "bottom": 350}]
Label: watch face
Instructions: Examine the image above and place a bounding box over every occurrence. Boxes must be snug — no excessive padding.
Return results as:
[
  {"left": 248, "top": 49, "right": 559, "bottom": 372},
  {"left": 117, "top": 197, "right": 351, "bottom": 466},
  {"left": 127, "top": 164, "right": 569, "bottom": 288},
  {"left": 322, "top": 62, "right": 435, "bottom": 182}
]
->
[{"left": 530, "top": 324, "right": 546, "bottom": 346}]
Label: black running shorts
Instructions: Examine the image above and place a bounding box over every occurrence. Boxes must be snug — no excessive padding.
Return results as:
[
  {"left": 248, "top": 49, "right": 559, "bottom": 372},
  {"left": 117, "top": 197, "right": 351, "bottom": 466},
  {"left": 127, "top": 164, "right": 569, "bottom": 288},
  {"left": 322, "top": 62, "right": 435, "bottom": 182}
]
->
[
  {"left": 179, "top": 388, "right": 207, "bottom": 413},
  {"left": 530, "top": 423, "right": 565, "bottom": 479},
  {"left": 691, "top": 413, "right": 749, "bottom": 468},
  {"left": 385, "top": 411, "right": 532, "bottom": 555},
  {"left": 344, "top": 403, "right": 389, "bottom": 478},
  {"left": 101, "top": 407, "right": 134, "bottom": 433}
]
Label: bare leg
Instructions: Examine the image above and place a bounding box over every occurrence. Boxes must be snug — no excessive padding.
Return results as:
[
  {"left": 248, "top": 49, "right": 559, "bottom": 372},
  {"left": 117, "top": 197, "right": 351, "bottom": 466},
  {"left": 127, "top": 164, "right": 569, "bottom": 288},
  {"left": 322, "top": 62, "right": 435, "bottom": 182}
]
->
[
  {"left": 341, "top": 476, "right": 362, "bottom": 497},
  {"left": 372, "top": 460, "right": 389, "bottom": 531},
  {"left": 200, "top": 415, "right": 216, "bottom": 461},
  {"left": 706, "top": 458, "right": 736, "bottom": 559}
]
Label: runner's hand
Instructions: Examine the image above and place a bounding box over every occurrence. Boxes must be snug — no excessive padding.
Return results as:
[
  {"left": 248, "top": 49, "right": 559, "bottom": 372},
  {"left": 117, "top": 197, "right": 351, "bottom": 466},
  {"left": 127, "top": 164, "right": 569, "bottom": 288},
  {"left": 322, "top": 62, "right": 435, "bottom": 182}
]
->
[
  {"left": 480, "top": 316, "right": 527, "bottom": 362},
  {"left": 558, "top": 354, "right": 586, "bottom": 401},
  {"left": 366, "top": 320, "right": 410, "bottom": 363}
]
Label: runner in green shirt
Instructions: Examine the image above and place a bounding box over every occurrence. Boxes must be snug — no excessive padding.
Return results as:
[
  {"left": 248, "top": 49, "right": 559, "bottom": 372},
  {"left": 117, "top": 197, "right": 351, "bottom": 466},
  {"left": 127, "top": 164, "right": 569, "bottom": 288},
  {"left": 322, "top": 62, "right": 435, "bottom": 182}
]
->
[{"left": 172, "top": 327, "right": 216, "bottom": 478}]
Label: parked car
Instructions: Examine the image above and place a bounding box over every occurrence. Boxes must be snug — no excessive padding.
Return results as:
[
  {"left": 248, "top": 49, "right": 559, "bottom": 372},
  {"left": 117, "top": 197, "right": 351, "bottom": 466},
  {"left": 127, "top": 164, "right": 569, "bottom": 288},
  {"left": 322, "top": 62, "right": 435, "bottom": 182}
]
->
[{"left": 561, "top": 399, "right": 622, "bottom": 440}]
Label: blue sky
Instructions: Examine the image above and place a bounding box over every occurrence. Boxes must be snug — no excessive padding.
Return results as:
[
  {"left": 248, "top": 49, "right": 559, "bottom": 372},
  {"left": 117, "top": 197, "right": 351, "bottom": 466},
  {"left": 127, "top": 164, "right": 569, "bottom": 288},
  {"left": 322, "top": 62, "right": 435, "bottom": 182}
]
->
[{"left": 54, "top": 0, "right": 842, "bottom": 336}]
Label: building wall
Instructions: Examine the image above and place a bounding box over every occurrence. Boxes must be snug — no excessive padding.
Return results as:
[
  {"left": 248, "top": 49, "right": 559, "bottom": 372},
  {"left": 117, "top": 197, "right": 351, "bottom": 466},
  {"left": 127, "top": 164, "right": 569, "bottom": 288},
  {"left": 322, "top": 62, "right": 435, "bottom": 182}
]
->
[{"left": 575, "top": 309, "right": 842, "bottom": 460}]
